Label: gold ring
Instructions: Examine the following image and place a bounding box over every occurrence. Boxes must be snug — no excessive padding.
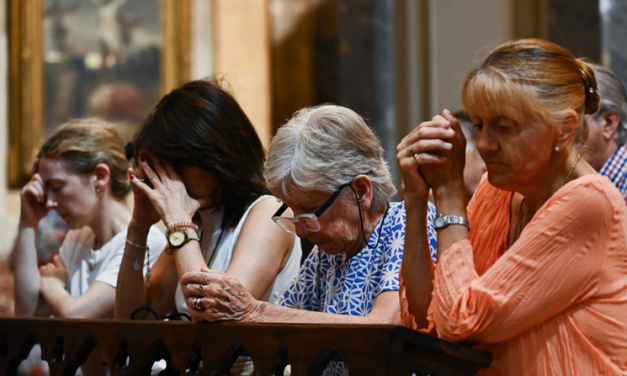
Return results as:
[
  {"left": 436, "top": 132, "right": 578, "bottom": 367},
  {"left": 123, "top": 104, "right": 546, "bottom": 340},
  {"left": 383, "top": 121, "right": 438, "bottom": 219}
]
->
[
  {"left": 414, "top": 154, "right": 420, "bottom": 162},
  {"left": 408, "top": 145, "right": 415, "bottom": 156}
]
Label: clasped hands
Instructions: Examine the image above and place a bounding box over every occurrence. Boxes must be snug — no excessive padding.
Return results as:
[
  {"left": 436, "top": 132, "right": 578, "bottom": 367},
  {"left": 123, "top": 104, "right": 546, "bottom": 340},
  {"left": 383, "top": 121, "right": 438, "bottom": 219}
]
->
[{"left": 396, "top": 109, "right": 467, "bottom": 200}]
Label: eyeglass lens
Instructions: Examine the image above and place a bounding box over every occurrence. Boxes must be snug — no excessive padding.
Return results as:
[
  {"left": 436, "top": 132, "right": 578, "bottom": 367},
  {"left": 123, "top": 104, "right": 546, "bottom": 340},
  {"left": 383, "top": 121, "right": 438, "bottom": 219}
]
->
[{"left": 274, "top": 216, "right": 321, "bottom": 233}]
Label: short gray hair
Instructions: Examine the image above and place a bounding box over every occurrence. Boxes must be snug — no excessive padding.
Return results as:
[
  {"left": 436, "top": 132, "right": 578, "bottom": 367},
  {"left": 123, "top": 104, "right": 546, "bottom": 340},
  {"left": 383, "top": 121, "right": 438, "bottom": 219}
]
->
[
  {"left": 265, "top": 104, "right": 396, "bottom": 210},
  {"left": 593, "top": 65, "right": 627, "bottom": 145}
]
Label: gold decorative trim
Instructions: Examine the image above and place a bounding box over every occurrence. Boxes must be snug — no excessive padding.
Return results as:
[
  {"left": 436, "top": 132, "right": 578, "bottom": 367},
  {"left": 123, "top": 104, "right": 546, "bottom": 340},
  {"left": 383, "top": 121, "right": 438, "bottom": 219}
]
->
[{"left": 9, "top": 0, "right": 44, "bottom": 187}]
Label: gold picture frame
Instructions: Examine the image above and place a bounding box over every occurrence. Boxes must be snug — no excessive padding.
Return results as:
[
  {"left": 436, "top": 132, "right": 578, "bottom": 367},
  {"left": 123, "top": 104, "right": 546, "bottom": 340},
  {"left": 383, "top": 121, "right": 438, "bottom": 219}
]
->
[{"left": 8, "top": 0, "right": 190, "bottom": 187}]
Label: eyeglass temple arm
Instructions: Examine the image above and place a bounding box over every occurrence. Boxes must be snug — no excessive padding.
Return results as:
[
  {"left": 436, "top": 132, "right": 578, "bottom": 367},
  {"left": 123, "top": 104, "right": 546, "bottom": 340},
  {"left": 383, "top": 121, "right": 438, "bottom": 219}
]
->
[
  {"left": 314, "top": 184, "right": 349, "bottom": 217},
  {"left": 272, "top": 203, "right": 289, "bottom": 218}
]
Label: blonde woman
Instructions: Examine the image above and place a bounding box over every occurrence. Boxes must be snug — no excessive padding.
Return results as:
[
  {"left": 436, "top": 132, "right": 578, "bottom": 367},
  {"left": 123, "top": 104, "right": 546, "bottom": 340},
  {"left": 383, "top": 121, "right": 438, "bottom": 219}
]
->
[
  {"left": 397, "top": 39, "right": 627, "bottom": 374},
  {"left": 13, "top": 120, "right": 166, "bottom": 373}
]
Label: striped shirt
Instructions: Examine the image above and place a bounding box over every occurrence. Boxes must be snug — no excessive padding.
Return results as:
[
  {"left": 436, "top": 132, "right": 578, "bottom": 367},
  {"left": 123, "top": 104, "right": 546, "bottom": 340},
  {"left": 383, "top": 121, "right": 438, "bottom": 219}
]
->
[{"left": 599, "top": 144, "right": 627, "bottom": 201}]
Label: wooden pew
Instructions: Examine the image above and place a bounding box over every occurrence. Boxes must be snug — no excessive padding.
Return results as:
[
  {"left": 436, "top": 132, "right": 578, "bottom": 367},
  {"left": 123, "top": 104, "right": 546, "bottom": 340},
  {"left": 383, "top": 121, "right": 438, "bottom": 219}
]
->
[{"left": 0, "top": 318, "right": 491, "bottom": 375}]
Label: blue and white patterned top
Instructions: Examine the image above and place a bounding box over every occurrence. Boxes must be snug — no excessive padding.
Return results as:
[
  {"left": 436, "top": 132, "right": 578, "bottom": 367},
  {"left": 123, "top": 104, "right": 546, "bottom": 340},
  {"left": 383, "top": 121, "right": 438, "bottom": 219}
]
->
[
  {"left": 279, "top": 201, "right": 437, "bottom": 376},
  {"left": 279, "top": 201, "right": 437, "bottom": 314}
]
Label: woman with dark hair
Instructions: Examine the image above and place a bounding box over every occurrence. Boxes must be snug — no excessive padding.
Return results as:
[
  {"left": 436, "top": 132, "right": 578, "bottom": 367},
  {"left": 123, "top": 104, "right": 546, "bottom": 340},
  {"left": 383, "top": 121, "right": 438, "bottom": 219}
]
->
[{"left": 115, "top": 79, "right": 301, "bottom": 327}]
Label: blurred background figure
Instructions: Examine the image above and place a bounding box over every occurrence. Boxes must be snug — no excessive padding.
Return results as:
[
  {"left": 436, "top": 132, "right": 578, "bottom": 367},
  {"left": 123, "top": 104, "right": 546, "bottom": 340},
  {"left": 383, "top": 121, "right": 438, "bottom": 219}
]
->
[{"left": 584, "top": 65, "right": 627, "bottom": 202}]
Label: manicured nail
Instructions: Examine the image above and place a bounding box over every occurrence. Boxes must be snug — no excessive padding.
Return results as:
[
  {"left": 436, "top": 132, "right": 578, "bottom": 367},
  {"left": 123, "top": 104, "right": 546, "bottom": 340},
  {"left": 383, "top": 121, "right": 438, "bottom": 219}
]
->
[{"left": 130, "top": 174, "right": 135, "bottom": 180}]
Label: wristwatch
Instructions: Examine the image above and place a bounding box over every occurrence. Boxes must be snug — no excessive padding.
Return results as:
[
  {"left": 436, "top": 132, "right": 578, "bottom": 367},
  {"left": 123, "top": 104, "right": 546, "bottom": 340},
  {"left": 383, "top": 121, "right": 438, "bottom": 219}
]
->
[
  {"left": 433, "top": 214, "right": 469, "bottom": 230},
  {"left": 165, "top": 228, "right": 200, "bottom": 254}
]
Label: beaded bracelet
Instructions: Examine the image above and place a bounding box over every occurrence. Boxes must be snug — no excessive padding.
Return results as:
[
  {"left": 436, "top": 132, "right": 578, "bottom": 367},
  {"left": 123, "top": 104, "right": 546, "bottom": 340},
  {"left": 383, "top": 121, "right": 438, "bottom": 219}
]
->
[
  {"left": 125, "top": 237, "right": 152, "bottom": 286},
  {"left": 165, "top": 222, "right": 199, "bottom": 238}
]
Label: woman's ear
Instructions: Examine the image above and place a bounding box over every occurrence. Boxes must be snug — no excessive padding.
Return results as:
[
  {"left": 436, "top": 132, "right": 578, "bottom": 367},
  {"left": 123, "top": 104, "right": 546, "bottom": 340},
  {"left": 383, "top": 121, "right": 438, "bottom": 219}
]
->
[
  {"left": 351, "top": 174, "right": 374, "bottom": 210},
  {"left": 92, "top": 163, "right": 111, "bottom": 194},
  {"left": 556, "top": 109, "right": 580, "bottom": 148}
]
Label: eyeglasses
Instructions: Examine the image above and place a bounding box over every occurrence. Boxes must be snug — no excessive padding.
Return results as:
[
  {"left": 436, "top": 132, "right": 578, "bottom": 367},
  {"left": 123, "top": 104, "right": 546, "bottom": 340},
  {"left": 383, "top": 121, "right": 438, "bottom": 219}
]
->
[{"left": 272, "top": 183, "right": 351, "bottom": 233}]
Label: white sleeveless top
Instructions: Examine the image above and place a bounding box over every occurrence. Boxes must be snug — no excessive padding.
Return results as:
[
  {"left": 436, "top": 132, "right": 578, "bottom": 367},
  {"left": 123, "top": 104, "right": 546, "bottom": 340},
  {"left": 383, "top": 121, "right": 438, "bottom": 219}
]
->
[{"left": 175, "top": 195, "right": 301, "bottom": 313}]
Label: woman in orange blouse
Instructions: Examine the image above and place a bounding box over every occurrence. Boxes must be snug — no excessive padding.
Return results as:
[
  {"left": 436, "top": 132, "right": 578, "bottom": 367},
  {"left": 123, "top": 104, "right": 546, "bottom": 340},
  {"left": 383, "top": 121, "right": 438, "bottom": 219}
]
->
[{"left": 396, "top": 39, "right": 627, "bottom": 375}]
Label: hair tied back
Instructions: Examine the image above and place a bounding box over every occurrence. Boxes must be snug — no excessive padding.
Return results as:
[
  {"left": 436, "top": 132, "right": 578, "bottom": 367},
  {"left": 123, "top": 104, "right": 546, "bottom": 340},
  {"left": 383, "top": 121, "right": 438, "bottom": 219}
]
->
[{"left": 578, "top": 59, "right": 600, "bottom": 114}]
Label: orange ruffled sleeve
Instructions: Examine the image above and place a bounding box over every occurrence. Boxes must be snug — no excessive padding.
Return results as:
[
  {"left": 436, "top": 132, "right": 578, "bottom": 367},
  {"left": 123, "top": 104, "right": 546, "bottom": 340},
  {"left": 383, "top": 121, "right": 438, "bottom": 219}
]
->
[{"left": 401, "top": 176, "right": 616, "bottom": 343}]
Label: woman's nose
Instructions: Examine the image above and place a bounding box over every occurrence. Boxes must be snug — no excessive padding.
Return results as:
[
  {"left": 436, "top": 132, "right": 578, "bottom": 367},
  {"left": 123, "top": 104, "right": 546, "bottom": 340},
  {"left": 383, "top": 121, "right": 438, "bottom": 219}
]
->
[{"left": 475, "top": 128, "right": 499, "bottom": 155}]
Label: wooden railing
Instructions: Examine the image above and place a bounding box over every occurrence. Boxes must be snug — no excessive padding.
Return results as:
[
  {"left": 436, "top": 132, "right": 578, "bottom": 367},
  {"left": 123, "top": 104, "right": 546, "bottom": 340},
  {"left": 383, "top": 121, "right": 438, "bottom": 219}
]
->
[{"left": 0, "top": 318, "right": 491, "bottom": 375}]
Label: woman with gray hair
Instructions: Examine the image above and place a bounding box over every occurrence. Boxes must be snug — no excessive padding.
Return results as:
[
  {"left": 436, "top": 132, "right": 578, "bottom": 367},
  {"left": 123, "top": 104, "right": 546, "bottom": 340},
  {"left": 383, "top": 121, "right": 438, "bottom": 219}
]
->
[{"left": 180, "top": 104, "right": 438, "bottom": 374}]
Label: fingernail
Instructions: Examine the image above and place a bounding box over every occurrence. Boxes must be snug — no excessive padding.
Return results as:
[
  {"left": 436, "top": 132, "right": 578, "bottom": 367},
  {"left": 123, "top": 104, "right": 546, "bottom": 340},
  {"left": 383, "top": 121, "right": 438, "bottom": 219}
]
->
[
  {"left": 444, "top": 142, "right": 452, "bottom": 148},
  {"left": 130, "top": 175, "right": 135, "bottom": 180},
  {"left": 140, "top": 157, "right": 145, "bottom": 162}
]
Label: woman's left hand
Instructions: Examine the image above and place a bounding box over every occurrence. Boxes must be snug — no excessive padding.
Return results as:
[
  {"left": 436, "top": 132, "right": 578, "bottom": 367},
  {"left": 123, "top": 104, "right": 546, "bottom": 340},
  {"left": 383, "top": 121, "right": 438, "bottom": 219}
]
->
[
  {"left": 39, "top": 255, "right": 67, "bottom": 287},
  {"left": 132, "top": 156, "right": 200, "bottom": 227},
  {"left": 181, "top": 268, "right": 261, "bottom": 322}
]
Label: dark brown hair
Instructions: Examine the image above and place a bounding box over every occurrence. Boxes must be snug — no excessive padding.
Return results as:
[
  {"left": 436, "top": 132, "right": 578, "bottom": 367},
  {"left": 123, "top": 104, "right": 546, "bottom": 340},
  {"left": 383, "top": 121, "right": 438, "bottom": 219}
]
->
[
  {"left": 133, "top": 78, "right": 268, "bottom": 228},
  {"left": 463, "top": 39, "right": 600, "bottom": 147},
  {"left": 38, "top": 119, "right": 130, "bottom": 198}
]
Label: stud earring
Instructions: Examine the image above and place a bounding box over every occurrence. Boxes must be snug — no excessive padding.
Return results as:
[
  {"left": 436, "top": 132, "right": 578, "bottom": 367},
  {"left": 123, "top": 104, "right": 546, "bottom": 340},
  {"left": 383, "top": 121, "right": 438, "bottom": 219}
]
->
[
  {"left": 555, "top": 146, "right": 559, "bottom": 152},
  {"left": 361, "top": 205, "right": 367, "bottom": 210}
]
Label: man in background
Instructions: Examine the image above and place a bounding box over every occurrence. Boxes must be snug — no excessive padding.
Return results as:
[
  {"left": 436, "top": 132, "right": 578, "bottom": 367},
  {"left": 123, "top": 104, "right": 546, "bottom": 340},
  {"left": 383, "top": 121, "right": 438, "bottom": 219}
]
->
[{"left": 585, "top": 65, "right": 627, "bottom": 202}]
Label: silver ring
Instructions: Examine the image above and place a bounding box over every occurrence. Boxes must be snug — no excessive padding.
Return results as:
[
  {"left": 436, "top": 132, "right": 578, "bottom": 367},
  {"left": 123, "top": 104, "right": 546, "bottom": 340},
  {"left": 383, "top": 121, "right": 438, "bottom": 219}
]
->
[
  {"left": 199, "top": 284, "right": 203, "bottom": 292},
  {"left": 193, "top": 296, "right": 202, "bottom": 310}
]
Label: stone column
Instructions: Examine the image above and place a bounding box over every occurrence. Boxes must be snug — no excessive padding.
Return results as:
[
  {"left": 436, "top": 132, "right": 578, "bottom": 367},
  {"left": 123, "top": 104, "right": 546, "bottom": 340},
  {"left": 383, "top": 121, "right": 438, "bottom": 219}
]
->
[
  {"left": 337, "top": 0, "right": 400, "bottom": 188},
  {"left": 601, "top": 0, "right": 627, "bottom": 86}
]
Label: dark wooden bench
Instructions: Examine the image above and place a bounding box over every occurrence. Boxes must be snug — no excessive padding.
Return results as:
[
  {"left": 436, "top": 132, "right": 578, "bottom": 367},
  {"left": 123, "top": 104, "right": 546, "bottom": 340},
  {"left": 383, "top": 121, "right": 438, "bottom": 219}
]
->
[{"left": 0, "top": 318, "right": 491, "bottom": 375}]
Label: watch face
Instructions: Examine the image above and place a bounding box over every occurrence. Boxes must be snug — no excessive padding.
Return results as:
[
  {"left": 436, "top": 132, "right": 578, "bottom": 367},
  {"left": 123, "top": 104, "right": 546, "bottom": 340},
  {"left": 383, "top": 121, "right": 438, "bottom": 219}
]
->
[
  {"left": 434, "top": 216, "right": 446, "bottom": 228},
  {"left": 169, "top": 231, "right": 186, "bottom": 247}
]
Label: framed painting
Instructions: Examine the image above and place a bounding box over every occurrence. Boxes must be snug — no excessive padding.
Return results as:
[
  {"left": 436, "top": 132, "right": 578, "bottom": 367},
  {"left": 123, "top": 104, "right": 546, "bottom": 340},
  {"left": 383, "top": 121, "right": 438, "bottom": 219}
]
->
[{"left": 8, "top": 0, "right": 191, "bottom": 187}]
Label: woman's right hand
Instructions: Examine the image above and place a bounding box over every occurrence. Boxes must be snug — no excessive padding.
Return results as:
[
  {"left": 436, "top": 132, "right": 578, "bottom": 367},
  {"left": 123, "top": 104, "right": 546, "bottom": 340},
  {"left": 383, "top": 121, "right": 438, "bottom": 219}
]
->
[
  {"left": 20, "top": 159, "right": 48, "bottom": 228},
  {"left": 128, "top": 166, "right": 161, "bottom": 231},
  {"left": 131, "top": 155, "right": 200, "bottom": 227}
]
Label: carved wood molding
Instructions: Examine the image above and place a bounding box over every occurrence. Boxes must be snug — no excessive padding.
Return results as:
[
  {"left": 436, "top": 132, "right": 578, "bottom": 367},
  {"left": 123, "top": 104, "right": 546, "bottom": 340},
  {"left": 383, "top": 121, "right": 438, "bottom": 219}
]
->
[{"left": 0, "top": 318, "right": 491, "bottom": 376}]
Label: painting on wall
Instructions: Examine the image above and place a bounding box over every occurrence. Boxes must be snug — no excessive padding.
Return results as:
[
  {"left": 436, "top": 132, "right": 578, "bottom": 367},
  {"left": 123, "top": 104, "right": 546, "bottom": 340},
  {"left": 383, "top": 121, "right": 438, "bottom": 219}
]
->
[{"left": 9, "top": 0, "right": 190, "bottom": 186}]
